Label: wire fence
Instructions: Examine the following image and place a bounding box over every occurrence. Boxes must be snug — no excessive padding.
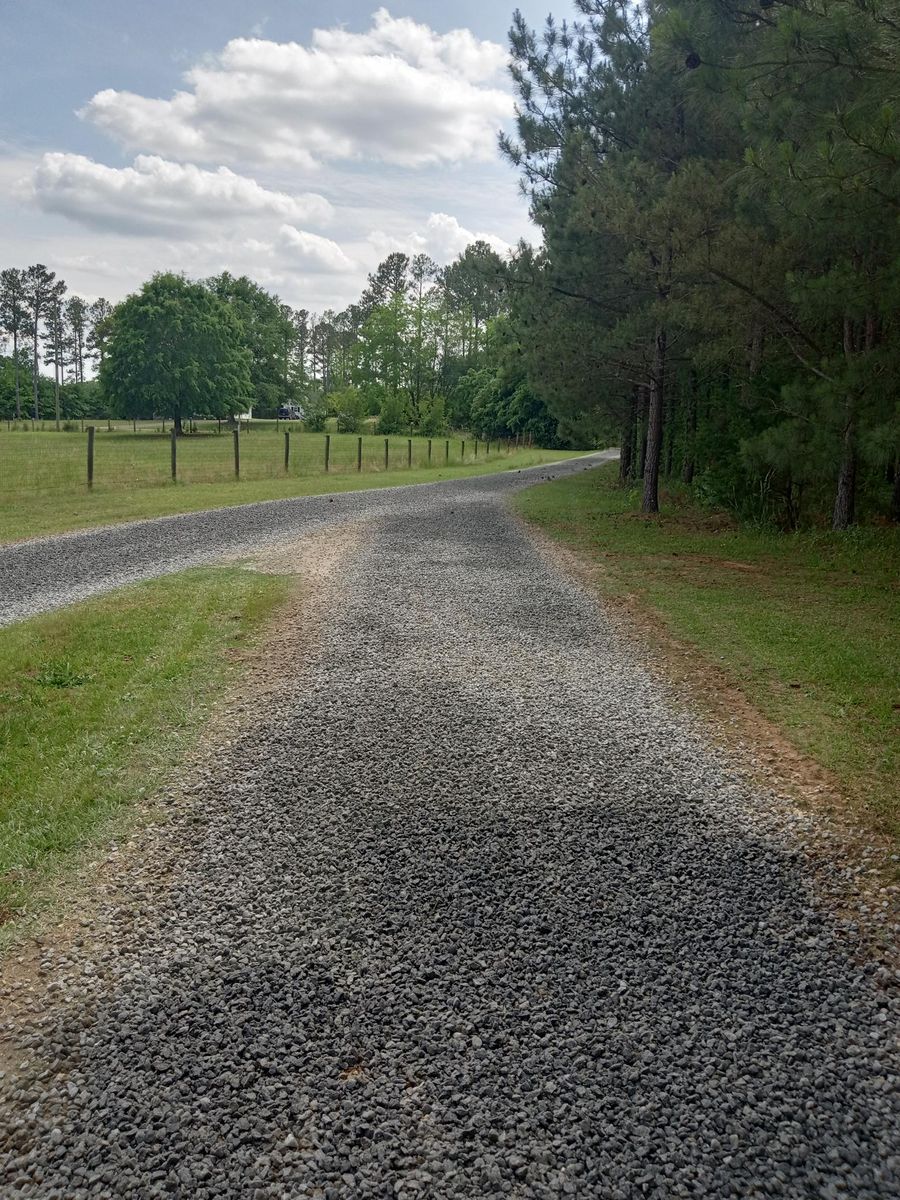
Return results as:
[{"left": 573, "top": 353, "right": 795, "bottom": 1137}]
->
[{"left": 0, "top": 424, "right": 533, "bottom": 500}]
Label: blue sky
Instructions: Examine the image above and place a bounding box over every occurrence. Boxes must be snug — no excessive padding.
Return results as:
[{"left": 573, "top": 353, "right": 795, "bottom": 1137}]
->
[{"left": 0, "top": 1, "right": 554, "bottom": 311}]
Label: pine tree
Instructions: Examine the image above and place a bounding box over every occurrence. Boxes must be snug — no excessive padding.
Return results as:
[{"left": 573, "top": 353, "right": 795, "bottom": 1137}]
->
[
  {"left": 21, "top": 264, "right": 57, "bottom": 422},
  {"left": 0, "top": 268, "right": 26, "bottom": 419}
]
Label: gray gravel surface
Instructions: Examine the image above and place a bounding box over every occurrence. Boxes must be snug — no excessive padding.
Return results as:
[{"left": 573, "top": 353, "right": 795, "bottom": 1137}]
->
[
  {"left": 2, "top": 459, "right": 898, "bottom": 1198},
  {"left": 0, "top": 454, "right": 609, "bottom": 627}
]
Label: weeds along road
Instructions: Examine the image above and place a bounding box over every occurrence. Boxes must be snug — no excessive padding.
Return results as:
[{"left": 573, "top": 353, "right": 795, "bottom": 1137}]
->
[
  {"left": 0, "top": 453, "right": 611, "bottom": 627},
  {"left": 2, "top": 450, "right": 899, "bottom": 1198}
]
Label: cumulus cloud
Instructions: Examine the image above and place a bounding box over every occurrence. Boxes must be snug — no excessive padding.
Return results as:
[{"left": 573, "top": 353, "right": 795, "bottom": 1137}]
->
[
  {"left": 277, "top": 225, "right": 355, "bottom": 273},
  {"left": 30, "top": 152, "right": 332, "bottom": 236},
  {"left": 80, "top": 9, "right": 512, "bottom": 168},
  {"left": 369, "top": 211, "right": 511, "bottom": 264}
]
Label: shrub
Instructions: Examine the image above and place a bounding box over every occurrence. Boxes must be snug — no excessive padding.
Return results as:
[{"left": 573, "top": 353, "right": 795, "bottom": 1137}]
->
[
  {"left": 331, "top": 387, "right": 366, "bottom": 434},
  {"left": 376, "top": 392, "right": 410, "bottom": 435},
  {"left": 418, "top": 395, "right": 448, "bottom": 437},
  {"left": 302, "top": 389, "right": 328, "bottom": 432}
]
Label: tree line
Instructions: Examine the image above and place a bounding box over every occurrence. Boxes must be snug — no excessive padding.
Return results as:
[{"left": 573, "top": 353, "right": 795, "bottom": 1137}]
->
[
  {"left": 0, "top": 265, "right": 112, "bottom": 425},
  {"left": 0, "top": 246, "right": 567, "bottom": 444},
  {"left": 500, "top": 0, "right": 900, "bottom": 528}
]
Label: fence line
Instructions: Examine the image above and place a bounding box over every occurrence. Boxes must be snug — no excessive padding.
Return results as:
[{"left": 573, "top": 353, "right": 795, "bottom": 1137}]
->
[{"left": 0, "top": 426, "right": 538, "bottom": 498}]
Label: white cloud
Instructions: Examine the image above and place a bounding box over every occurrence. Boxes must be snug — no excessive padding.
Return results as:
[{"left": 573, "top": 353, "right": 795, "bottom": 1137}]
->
[
  {"left": 30, "top": 152, "right": 332, "bottom": 236},
  {"left": 80, "top": 9, "right": 512, "bottom": 169},
  {"left": 312, "top": 8, "right": 507, "bottom": 82},
  {"left": 369, "top": 211, "right": 511, "bottom": 264},
  {"left": 277, "top": 225, "right": 355, "bottom": 273}
]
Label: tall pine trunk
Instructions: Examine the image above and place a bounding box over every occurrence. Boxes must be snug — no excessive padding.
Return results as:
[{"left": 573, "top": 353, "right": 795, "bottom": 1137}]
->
[
  {"left": 664, "top": 386, "right": 676, "bottom": 477},
  {"left": 54, "top": 321, "right": 61, "bottom": 431},
  {"left": 619, "top": 387, "right": 638, "bottom": 483},
  {"left": 832, "top": 401, "right": 856, "bottom": 530},
  {"left": 681, "top": 371, "right": 697, "bottom": 484},
  {"left": 13, "top": 329, "right": 20, "bottom": 420},
  {"left": 832, "top": 314, "right": 866, "bottom": 531},
  {"left": 32, "top": 336, "right": 40, "bottom": 422},
  {"left": 637, "top": 385, "right": 649, "bottom": 477},
  {"left": 641, "top": 327, "right": 666, "bottom": 514}
]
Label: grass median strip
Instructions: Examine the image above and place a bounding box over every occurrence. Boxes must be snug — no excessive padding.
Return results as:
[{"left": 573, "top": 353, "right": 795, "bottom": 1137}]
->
[
  {"left": 516, "top": 463, "right": 899, "bottom": 843},
  {"left": 0, "top": 566, "right": 290, "bottom": 930}
]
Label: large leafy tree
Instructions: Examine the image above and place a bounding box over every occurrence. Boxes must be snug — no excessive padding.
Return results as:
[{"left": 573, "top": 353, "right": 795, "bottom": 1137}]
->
[
  {"left": 206, "top": 272, "right": 295, "bottom": 417},
  {"left": 101, "top": 273, "right": 251, "bottom": 433}
]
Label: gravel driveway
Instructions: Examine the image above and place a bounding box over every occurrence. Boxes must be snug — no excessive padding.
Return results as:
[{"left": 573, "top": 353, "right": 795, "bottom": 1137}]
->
[
  {"left": 0, "top": 454, "right": 610, "bottom": 626},
  {"left": 2, "top": 457, "right": 898, "bottom": 1198}
]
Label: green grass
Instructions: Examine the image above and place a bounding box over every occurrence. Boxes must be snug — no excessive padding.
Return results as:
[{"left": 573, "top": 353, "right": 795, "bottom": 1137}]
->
[
  {"left": 0, "top": 425, "right": 580, "bottom": 543},
  {"left": 516, "top": 463, "right": 900, "bottom": 841},
  {"left": 0, "top": 566, "right": 290, "bottom": 927}
]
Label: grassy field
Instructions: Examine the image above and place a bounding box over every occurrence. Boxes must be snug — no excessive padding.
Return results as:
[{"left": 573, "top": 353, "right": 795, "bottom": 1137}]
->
[
  {"left": 516, "top": 463, "right": 899, "bottom": 842},
  {"left": 0, "top": 566, "right": 289, "bottom": 931},
  {"left": 0, "top": 424, "right": 579, "bottom": 543}
]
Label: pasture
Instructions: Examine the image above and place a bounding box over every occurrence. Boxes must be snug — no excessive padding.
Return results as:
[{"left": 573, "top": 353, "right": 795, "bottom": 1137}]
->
[{"left": 0, "top": 423, "right": 579, "bottom": 543}]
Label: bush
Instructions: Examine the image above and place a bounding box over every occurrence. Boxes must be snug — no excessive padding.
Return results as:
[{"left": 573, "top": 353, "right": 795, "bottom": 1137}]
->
[
  {"left": 331, "top": 387, "right": 366, "bottom": 434},
  {"left": 418, "top": 395, "right": 448, "bottom": 437},
  {"left": 376, "top": 392, "right": 410, "bottom": 435},
  {"left": 302, "top": 389, "right": 328, "bottom": 432}
]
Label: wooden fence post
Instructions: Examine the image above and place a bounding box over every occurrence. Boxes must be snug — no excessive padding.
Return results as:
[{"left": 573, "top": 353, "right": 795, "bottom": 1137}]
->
[
  {"left": 475, "top": 439, "right": 479, "bottom": 458},
  {"left": 233, "top": 427, "right": 240, "bottom": 479},
  {"left": 86, "top": 426, "right": 95, "bottom": 488},
  {"left": 428, "top": 438, "right": 432, "bottom": 465},
  {"left": 325, "top": 433, "right": 331, "bottom": 472},
  {"left": 445, "top": 439, "right": 449, "bottom": 463},
  {"left": 407, "top": 438, "right": 412, "bottom": 468},
  {"left": 284, "top": 429, "right": 290, "bottom": 472},
  {"left": 461, "top": 439, "right": 465, "bottom": 460},
  {"left": 357, "top": 436, "right": 363, "bottom": 471},
  {"left": 170, "top": 428, "right": 177, "bottom": 481},
  {"left": 384, "top": 438, "right": 389, "bottom": 470}
]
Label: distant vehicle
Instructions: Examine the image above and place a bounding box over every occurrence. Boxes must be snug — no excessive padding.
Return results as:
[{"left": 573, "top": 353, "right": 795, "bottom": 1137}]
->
[{"left": 277, "top": 404, "right": 305, "bottom": 420}]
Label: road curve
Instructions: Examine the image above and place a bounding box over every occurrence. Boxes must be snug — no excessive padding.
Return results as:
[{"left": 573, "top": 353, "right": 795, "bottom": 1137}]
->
[
  {"left": 2, "top": 451, "right": 898, "bottom": 1198},
  {"left": 0, "top": 452, "right": 614, "bottom": 627}
]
